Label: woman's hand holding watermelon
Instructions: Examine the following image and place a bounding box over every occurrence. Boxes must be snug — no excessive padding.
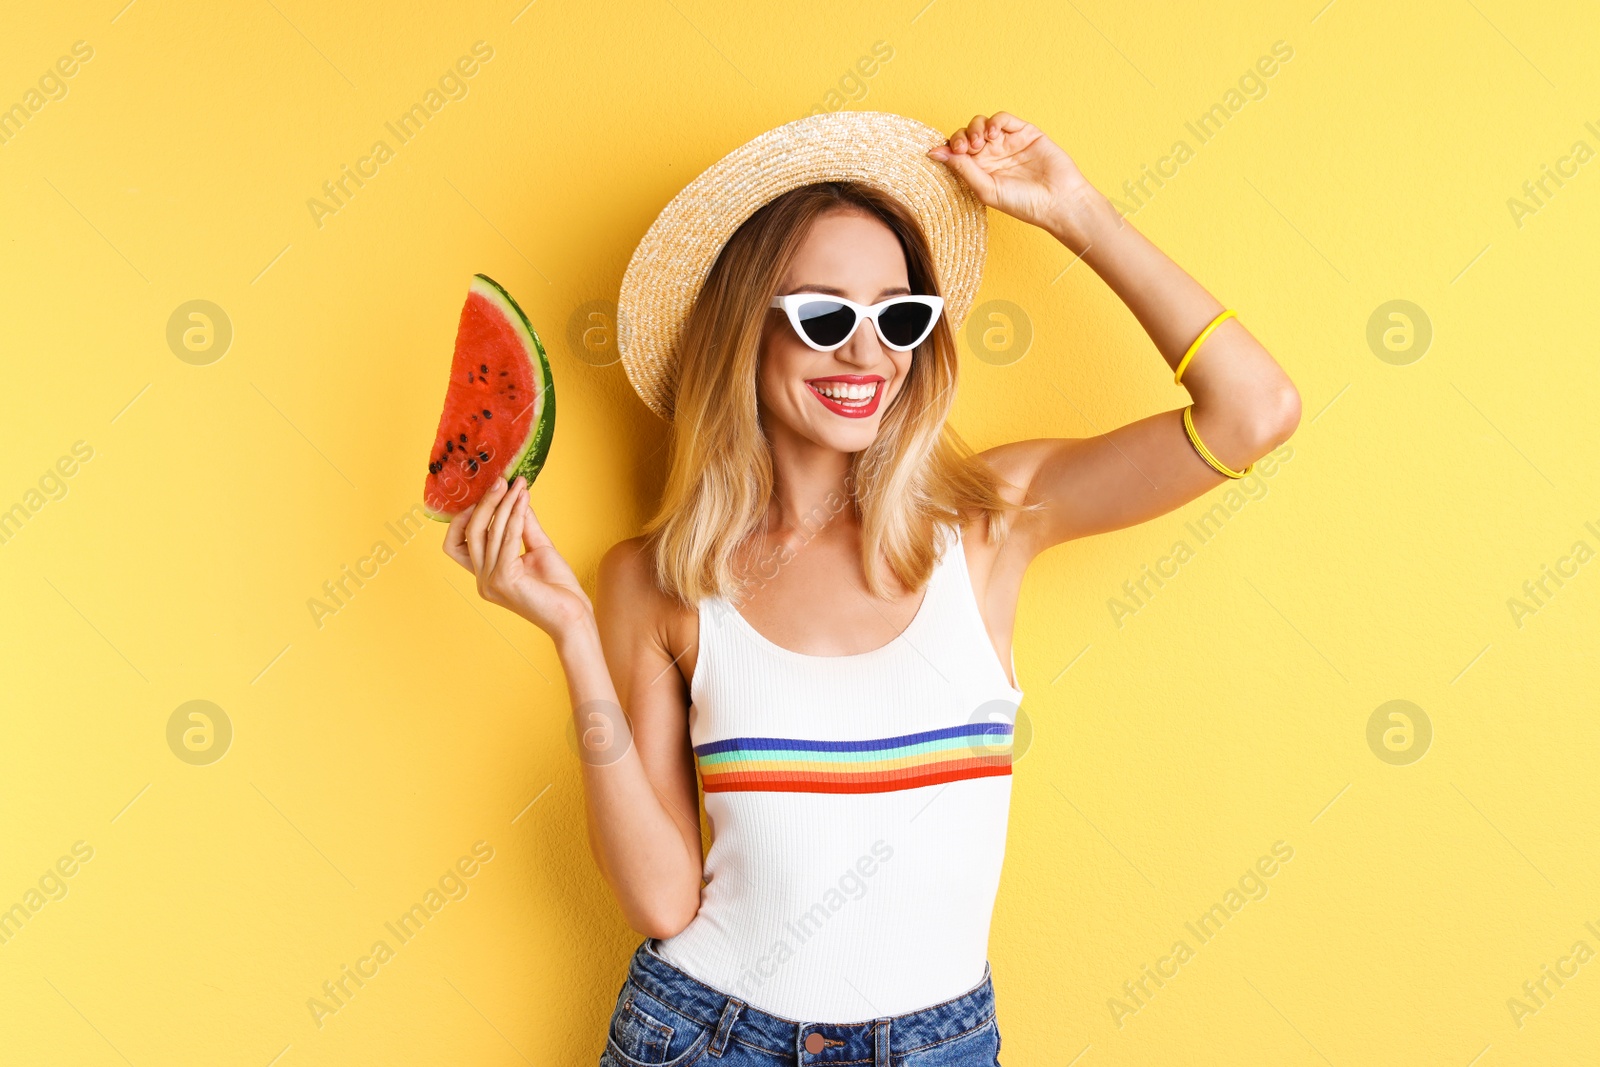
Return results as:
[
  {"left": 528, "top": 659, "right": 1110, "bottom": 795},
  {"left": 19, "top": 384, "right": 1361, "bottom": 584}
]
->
[{"left": 444, "top": 476, "right": 594, "bottom": 638}]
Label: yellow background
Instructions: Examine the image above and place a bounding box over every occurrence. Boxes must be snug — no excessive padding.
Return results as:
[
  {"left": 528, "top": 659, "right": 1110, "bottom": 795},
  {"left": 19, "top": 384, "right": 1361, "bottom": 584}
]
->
[{"left": 2, "top": 0, "right": 1596, "bottom": 1064}]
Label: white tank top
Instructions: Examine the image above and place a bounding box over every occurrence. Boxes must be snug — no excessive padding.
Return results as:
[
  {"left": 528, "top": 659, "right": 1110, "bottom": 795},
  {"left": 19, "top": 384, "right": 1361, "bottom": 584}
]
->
[{"left": 655, "top": 520, "right": 1024, "bottom": 1022}]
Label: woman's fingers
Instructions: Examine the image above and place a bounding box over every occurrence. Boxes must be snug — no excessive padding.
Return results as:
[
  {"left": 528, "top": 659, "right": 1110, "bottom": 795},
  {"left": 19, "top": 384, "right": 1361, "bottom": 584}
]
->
[
  {"left": 495, "top": 490, "right": 527, "bottom": 585},
  {"left": 934, "top": 143, "right": 994, "bottom": 200},
  {"left": 987, "top": 110, "right": 1027, "bottom": 138},
  {"left": 935, "top": 114, "right": 1002, "bottom": 161},
  {"left": 481, "top": 478, "right": 523, "bottom": 582},
  {"left": 929, "top": 112, "right": 1028, "bottom": 161},
  {"left": 443, "top": 505, "right": 475, "bottom": 570},
  {"left": 966, "top": 114, "right": 989, "bottom": 150},
  {"left": 464, "top": 478, "right": 507, "bottom": 573}
]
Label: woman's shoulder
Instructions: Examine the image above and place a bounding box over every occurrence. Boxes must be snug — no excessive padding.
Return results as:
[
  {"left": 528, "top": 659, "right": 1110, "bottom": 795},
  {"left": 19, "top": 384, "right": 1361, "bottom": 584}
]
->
[
  {"left": 599, "top": 535, "right": 675, "bottom": 612},
  {"left": 594, "top": 536, "right": 703, "bottom": 704},
  {"left": 598, "top": 533, "right": 650, "bottom": 579},
  {"left": 597, "top": 534, "right": 698, "bottom": 646}
]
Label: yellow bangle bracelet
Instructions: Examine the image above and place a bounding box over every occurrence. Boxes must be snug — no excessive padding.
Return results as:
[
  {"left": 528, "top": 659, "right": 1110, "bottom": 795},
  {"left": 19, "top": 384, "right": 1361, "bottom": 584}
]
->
[
  {"left": 1183, "top": 405, "right": 1253, "bottom": 479},
  {"left": 1173, "top": 309, "right": 1237, "bottom": 385}
]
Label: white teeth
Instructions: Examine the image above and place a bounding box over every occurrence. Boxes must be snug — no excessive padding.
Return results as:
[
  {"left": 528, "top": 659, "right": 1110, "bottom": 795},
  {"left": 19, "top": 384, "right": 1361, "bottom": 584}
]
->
[{"left": 811, "top": 381, "right": 877, "bottom": 403}]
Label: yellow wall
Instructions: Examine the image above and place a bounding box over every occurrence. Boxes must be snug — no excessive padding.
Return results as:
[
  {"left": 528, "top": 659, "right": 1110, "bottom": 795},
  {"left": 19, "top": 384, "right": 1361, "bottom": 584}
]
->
[{"left": 3, "top": 1, "right": 1596, "bottom": 1063}]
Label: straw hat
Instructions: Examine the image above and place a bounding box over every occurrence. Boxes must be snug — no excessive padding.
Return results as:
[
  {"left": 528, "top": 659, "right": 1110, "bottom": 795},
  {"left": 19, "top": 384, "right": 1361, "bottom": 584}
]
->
[{"left": 616, "top": 110, "right": 988, "bottom": 421}]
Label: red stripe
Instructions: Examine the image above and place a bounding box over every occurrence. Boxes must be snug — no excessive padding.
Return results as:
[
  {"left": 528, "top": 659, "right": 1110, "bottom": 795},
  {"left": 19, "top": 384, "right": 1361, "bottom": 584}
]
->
[{"left": 702, "top": 761, "right": 1012, "bottom": 794}]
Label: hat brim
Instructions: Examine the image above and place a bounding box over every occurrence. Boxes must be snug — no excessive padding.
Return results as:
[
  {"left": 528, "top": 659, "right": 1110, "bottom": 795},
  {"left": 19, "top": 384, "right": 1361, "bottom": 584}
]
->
[{"left": 616, "top": 111, "right": 988, "bottom": 421}]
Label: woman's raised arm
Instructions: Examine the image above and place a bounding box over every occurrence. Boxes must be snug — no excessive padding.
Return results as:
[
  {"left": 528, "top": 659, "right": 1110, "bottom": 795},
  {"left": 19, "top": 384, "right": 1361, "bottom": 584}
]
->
[{"left": 930, "top": 112, "right": 1300, "bottom": 556}]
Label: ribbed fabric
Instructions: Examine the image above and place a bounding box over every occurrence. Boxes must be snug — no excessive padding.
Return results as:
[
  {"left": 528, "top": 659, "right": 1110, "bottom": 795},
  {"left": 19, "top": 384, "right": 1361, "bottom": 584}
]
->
[{"left": 655, "top": 521, "right": 1025, "bottom": 1023}]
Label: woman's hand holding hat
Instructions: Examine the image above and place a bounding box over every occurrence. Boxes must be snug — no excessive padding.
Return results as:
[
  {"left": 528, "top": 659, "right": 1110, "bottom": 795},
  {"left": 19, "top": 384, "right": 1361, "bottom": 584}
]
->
[{"left": 928, "top": 112, "right": 1107, "bottom": 256}]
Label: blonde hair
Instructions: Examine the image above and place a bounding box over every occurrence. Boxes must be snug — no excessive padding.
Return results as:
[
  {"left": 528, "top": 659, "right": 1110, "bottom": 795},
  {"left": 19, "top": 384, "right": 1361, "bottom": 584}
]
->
[{"left": 642, "top": 181, "right": 1022, "bottom": 606}]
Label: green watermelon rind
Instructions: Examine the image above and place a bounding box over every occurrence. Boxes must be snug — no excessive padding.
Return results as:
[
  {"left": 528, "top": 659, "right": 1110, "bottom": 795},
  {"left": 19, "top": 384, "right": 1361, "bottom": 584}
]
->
[
  {"left": 507, "top": 296, "right": 556, "bottom": 487},
  {"left": 424, "top": 273, "right": 556, "bottom": 522}
]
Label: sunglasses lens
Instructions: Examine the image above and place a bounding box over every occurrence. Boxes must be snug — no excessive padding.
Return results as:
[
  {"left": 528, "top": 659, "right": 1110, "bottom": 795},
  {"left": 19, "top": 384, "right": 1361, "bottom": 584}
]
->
[
  {"left": 794, "top": 300, "right": 857, "bottom": 348},
  {"left": 876, "top": 301, "right": 935, "bottom": 348}
]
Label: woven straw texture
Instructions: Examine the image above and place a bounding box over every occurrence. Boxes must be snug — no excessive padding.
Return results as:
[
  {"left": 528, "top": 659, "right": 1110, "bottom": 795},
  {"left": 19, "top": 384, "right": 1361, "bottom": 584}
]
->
[{"left": 616, "top": 111, "right": 989, "bottom": 421}]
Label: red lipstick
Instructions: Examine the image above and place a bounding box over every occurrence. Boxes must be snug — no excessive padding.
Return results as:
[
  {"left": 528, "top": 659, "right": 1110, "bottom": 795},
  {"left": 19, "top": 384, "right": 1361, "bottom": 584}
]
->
[{"left": 804, "top": 375, "right": 886, "bottom": 419}]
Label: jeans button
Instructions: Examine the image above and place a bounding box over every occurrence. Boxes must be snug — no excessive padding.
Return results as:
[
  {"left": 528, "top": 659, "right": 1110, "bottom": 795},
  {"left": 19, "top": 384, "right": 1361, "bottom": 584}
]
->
[{"left": 804, "top": 1032, "right": 825, "bottom": 1054}]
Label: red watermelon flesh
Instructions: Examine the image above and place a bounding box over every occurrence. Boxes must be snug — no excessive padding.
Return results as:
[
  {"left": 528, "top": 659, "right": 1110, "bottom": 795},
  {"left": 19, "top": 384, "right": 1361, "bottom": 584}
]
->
[{"left": 422, "top": 274, "right": 555, "bottom": 520}]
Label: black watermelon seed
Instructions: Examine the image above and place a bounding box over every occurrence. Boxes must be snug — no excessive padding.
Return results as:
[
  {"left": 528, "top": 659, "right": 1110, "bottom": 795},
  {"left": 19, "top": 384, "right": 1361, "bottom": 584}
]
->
[
  {"left": 445, "top": 441, "right": 454, "bottom": 453},
  {"left": 499, "top": 370, "right": 507, "bottom": 376},
  {"left": 482, "top": 409, "right": 492, "bottom": 419},
  {"left": 477, "top": 450, "right": 489, "bottom": 462},
  {"left": 468, "top": 460, "right": 478, "bottom": 473},
  {"left": 459, "top": 433, "right": 467, "bottom": 443},
  {"left": 480, "top": 363, "right": 488, "bottom": 373}
]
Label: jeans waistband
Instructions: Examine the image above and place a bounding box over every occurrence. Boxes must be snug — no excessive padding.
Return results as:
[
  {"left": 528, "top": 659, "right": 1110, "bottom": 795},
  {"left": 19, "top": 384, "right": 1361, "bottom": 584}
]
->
[{"left": 628, "top": 938, "right": 995, "bottom": 1061}]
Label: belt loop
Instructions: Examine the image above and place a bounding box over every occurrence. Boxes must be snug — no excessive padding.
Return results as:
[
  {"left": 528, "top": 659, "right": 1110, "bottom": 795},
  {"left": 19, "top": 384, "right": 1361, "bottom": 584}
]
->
[
  {"left": 874, "top": 1017, "right": 892, "bottom": 1066},
  {"left": 709, "top": 995, "right": 744, "bottom": 1056}
]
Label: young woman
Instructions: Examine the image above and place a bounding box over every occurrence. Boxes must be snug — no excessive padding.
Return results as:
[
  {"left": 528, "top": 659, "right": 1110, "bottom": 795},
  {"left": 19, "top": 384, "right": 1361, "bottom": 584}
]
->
[{"left": 445, "top": 111, "right": 1299, "bottom": 1065}]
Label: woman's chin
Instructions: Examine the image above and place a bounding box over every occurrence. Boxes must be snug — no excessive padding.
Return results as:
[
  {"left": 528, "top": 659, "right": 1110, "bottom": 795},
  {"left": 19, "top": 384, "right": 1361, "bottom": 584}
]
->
[
  {"left": 762, "top": 399, "right": 874, "bottom": 451},
  {"left": 791, "top": 418, "right": 879, "bottom": 455}
]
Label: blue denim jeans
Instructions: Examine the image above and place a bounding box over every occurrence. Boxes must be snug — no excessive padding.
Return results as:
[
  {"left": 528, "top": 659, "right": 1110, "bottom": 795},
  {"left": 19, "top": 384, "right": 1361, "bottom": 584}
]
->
[{"left": 599, "top": 937, "right": 1002, "bottom": 1066}]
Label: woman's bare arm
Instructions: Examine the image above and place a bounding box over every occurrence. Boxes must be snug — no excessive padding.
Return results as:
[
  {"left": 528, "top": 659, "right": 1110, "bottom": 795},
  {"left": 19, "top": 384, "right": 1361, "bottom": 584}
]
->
[
  {"left": 583, "top": 538, "right": 704, "bottom": 935},
  {"left": 931, "top": 113, "right": 1300, "bottom": 558}
]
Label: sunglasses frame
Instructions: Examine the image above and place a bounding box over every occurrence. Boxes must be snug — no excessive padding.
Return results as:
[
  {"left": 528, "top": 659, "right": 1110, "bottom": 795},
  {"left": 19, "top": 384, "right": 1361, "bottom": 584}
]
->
[{"left": 768, "top": 293, "right": 946, "bottom": 353}]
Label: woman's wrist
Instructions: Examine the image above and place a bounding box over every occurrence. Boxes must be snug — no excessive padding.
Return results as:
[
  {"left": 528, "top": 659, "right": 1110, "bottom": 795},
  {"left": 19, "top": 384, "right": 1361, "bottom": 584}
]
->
[
  {"left": 554, "top": 613, "right": 623, "bottom": 712},
  {"left": 1042, "top": 183, "right": 1122, "bottom": 258},
  {"left": 553, "top": 610, "right": 602, "bottom": 661}
]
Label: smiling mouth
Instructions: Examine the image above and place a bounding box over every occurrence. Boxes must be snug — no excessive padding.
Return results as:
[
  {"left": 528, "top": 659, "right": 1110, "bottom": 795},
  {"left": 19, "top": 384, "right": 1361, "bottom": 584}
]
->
[{"left": 806, "top": 377, "right": 885, "bottom": 418}]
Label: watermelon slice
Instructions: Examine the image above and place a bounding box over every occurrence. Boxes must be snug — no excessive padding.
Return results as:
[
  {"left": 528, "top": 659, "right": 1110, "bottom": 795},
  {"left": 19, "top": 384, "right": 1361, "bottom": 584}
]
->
[{"left": 422, "top": 274, "right": 555, "bottom": 520}]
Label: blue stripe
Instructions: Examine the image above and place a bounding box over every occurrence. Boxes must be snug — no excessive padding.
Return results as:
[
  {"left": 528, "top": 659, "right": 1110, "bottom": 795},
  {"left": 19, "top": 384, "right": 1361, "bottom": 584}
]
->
[
  {"left": 699, "top": 733, "right": 1008, "bottom": 766},
  {"left": 694, "top": 721, "right": 1012, "bottom": 757}
]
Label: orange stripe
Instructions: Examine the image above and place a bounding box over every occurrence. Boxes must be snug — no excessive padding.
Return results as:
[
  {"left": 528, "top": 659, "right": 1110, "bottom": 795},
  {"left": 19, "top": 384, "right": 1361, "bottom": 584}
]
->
[
  {"left": 703, "top": 758, "right": 1012, "bottom": 794},
  {"left": 701, "top": 753, "right": 1010, "bottom": 784}
]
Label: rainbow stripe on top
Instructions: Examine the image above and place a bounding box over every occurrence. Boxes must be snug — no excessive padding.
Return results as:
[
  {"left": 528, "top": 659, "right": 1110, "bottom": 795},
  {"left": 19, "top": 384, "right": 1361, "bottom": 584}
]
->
[{"left": 695, "top": 722, "right": 1014, "bottom": 795}]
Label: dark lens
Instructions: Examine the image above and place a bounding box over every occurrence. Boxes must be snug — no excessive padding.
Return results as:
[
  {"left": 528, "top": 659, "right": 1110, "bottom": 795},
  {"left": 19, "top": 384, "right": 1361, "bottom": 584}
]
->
[
  {"left": 794, "top": 300, "right": 857, "bottom": 347},
  {"left": 876, "top": 300, "right": 935, "bottom": 348}
]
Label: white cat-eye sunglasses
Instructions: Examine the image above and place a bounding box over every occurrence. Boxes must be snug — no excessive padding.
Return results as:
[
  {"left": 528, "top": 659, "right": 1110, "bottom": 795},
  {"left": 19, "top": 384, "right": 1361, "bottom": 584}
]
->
[{"left": 769, "top": 293, "right": 945, "bottom": 353}]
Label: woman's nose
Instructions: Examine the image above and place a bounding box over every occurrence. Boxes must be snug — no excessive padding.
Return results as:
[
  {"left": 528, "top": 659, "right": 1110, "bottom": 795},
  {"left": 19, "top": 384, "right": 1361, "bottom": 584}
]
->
[{"left": 838, "top": 320, "right": 884, "bottom": 365}]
